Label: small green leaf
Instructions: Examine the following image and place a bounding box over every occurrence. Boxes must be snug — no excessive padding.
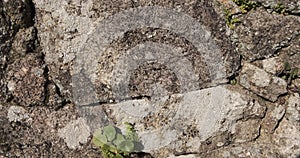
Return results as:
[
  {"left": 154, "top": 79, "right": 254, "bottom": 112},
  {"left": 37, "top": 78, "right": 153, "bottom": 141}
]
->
[
  {"left": 92, "top": 129, "right": 107, "bottom": 147},
  {"left": 103, "top": 125, "right": 117, "bottom": 142},
  {"left": 126, "top": 131, "right": 139, "bottom": 141},
  {"left": 230, "top": 78, "right": 237, "bottom": 85},
  {"left": 113, "top": 133, "right": 126, "bottom": 146},
  {"left": 117, "top": 140, "right": 135, "bottom": 152},
  {"left": 101, "top": 144, "right": 115, "bottom": 158}
]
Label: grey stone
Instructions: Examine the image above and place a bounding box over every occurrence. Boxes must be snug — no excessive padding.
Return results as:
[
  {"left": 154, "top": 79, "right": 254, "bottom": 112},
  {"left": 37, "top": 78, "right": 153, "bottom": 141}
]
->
[
  {"left": 10, "top": 27, "right": 37, "bottom": 58},
  {"left": 261, "top": 104, "right": 286, "bottom": 134},
  {"left": 58, "top": 118, "right": 91, "bottom": 149},
  {"left": 286, "top": 93, "right": 300, "bottom": 126},
  {"left": 84, "top": 85, "right": 265, "bottom": 156},
  {"left": 1, "top": 0, "right": 300, "bottom": 157},
  {"left": 234, "top": 8, "right": 300, "bottom": 61},
  {"left": 273, "top": 118, "right": 300, "bottom": 157},
  {"left": 261, "top": 57, "right": 283, "bottom": 75},
  {"left": 33, "top": 0, "right": 240, "bottom": 104},
  {"left": 7, "top": 105, "right": 30, "bottom": 122},
  {"left": 238, "top": 63, "right": 287, "bottom": 102},
  {"left": 2, "top": 0, "right": 35, "bottom": 28},
  {"left": 231, "top": 119, "right": 261, "bottom": 143},
  {"left": 254, "top": 0, "right": 300, "bottom": 14}
]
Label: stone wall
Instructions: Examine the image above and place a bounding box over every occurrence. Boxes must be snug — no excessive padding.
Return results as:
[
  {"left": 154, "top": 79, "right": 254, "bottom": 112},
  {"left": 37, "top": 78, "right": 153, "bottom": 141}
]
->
[{"left": 0, "top": 0, "right": 299, "bottom": 157}]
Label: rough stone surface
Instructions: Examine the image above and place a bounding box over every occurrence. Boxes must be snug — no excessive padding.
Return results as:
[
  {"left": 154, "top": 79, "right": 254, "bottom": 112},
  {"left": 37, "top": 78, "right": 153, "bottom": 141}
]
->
[
  {"left": 0, "top": 0, "right": 300, "bottom": 157},
  {"left": 253, "top": 57, "right": 284, "bottom": 75},
  {"left": 254, "top": 0, "right": 300, "bottom": 14},
  {"left": 239, "top": 62, "right": 287, "bottom": 102},
  {"left": 231, "top": 119, "right": 261, "bottom": 143},
  {"left": 33, "top": 0, "right": 241, "bottom": 104},
  {"left": 6, "top": 54, "right": 45, "bottom": 106},
  {"left": 7, "top": 105, "right": 30, "bottom": 122},
  {"left": 261, "top": 104, "right": 286, "bottom": 134},
  {"left": 0, "top": 104, "right": 101, "bottom": 157},
  {"left": 58, "top": 118, "right": 91, "bottom": 150},
  {"left": 233, "top": 8, "right": 300, "bottom": 61},
  {"left": 273, "top": 118, "right": 300, "bottom": 157},
  {"left": 168, "top": 154, "right": 197, "bottom": 158},
  {"left": 89, "top": 85, "right": 266, "bottom": 156},
  {"left": 286, "top": 93, "right": 300, "bottom": 126}
]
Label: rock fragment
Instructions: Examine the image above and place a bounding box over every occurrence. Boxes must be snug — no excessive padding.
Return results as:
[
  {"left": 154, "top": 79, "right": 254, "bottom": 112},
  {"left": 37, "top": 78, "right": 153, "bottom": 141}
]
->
[
  {"left": 261, "top": 104, "right": 286, "bottom": 134},
  {"left": 6, "top": 54, "right": 45, "bottom": 106},
  {"left": 58, "top": 118, "right": 91, "bottom": 149},
  {"left": 234, "top": 9, "right": 300, "bottom": 61},
  {"left": 231, "top": 119, "right": 261, "bottom": 143},
  {"left": 7, "top": 106, "right": 30, "bottom": 122},
  {"left": 239, "top": 63, "right": 287, "bottom": 102},
  {"left": 286, "top": 93, "right": 300, "bottom": 126},
  {"left": 273, "top": 118, "right": 300, "bottom": 157}
]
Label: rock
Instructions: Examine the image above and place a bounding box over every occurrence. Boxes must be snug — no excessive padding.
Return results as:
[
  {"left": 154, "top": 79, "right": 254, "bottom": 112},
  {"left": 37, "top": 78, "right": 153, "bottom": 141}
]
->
[
  {"left": 0, "top": 116, "right": 14, "bottom": 154},
  {"left": 2, "top": 0, "right": 35, "bottom": 28},
  {"left": 45, "top": 83, "right": 63, "bottom": 108},
  {"left": 292, "top": 78, "right": 300, "bottom": 92},
  {"left": 233, "top": 8, "right": 300, "bottom": 61},
  {"left": 254, "top": 0, "right": 300, "bottom": 14},
  {"left": 7, "top": 106, "right": 30, "bottom": 122},
  {"left": 168, "top": 154, "right": 197, "bottom": 158},
  {"left": 286, "top": 93, "right": 300, "bottom": 126},
  {"left": 199, "top": 142, "right": 279, "bottom": 158},
  {"left": 273, "top": 118, "right": 300, "bottom": 157},
  {"left": 1, "top": 0, "right": 299, "bottom": 157},
  {"left": 33, "top": 0, "right": 240, "bottom": 103},
  {"left": 6, "top": 54, "right": 45, "bottom": 106},
  {"left": 33, "top": 0, "right": 95, "bottom": 101},
  {"left": 0, "top": 3, "right": 13, "bottom": 101},
  {"left": 238, "top": 63, "right": 287, "bottom": 102},
  {"left": 83, "top": 85, "right": 265, "bottom": 156},
  {"left": 58, "top": 118, "right": 91, "bottom": 149},
  {"left": 253, "top": 57, "right": 284, "bottom": 75},
  {"left": 261, "top": 104, "right": 286, "bottom": 134},
  {"left": 231, "top": 119, "right": 261, "bottom": 143},
  {"left": 10, "top": 27, "right": 37, "bottom": 59}
]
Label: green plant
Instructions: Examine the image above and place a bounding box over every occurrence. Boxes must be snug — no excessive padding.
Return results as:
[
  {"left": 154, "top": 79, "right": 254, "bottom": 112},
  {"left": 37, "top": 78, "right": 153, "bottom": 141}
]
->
[
  {"left": 230, "top": 78, "right": 237, "bottom": 85},
  {"left": 273, "top": 2, "right": 286, "bottom": 14},
  {"left": 224, "top": 9, "right": 241, "bottom": 29},
  {"left": 279, "top": 61, "right": 299, "bottom": 84},
  {"left": 233, "top": 0, "right": 259, "bottom": 13},
  {"left": 92, "top": 123, "right": 143, "bottom": 158}
]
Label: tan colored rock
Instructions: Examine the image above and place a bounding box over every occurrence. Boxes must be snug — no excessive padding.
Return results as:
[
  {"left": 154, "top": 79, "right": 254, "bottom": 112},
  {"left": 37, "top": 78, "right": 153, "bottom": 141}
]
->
[{"left": 239, "top": 63, "right": 287, "bottom": 102}]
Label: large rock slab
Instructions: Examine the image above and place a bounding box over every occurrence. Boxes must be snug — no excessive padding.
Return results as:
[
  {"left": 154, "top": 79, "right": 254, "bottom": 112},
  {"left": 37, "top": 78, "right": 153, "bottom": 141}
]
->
[
  {"left": 33, "top": 0, "right": 241, "bottom": 104},
  {"left": 80, "top": 85, "right": 266, "bottom": 156},
  {"left": 2, "top": 0, "right": 299, "bottom": 157}
]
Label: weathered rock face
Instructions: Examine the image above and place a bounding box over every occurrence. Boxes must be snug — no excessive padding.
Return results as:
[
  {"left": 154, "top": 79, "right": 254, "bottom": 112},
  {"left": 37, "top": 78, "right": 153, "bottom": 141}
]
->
[
  {"left": 238, "top": 62, "right": 287, "bottom": 102},
  {"left": 0, "top": 0, "right": 42, "bottom": 105},
  {"left": 254, "top": 0, "right": 300, "bottom": 14},
  {"left": 95, "top": 85, "right": 267, "bottom": 156},
  {"left": 0, "top": 0, "right": 300, "bottom": 157},
  {"left": 233, "top": 8, "right": 300, "bottom": 61}
]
